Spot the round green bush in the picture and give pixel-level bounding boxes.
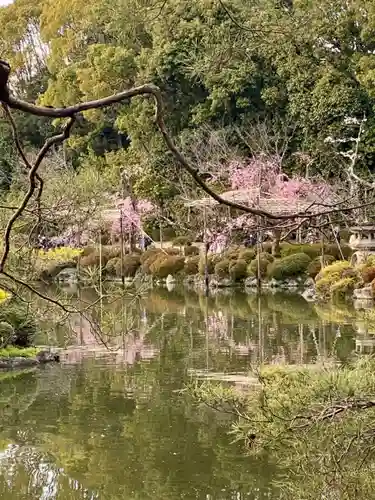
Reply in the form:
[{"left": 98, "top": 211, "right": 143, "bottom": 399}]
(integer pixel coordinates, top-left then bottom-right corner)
[
  {"left": 141, "top": 248, "right": 163, "bottom": 274},
  {"left": 199, "top": 255, "right": 218, "bottom": 275},
  {"left": 247, "top": 255, "right": 270, "bottom": 278},
  {"left": 172, "top": 236, "right": 192, "bottom": 247},
  {"left": 229, "top": 259, "right": 248, "bottom": 281},
  {"left": 184, "top": 256, "right": 200, "bottom": 275},
  {"left": 105, "top": 257, "right": 121, "bottom": 276},
  {"left": 281, "top": 243, "right": 351, "bottom": 261},
  {"left": 80, "top": 249, "right": 112, "bottom": 268},
  {"left": 238, "top": 248, "right": 256, "bottom": 263},
  {"left": 120, "top": 254, "right": 141, "bottom": 277},
  {"left": 150, "top": 256, "right": 185, "bottom": 278},
  {"left": 184, "top": 245, "right": 200, "bottom": 256},
  {"left": 307, "top": 255, "right": 336, "bottom": 278},
  {"left": 267, "top": 252, "right": 312, "bottom": 281},
  {"left": 165, "top": 248, "right": 180, "bottom": 256},
  {"left": 214, "top": 259, "right": 231, "bottom": 278}
]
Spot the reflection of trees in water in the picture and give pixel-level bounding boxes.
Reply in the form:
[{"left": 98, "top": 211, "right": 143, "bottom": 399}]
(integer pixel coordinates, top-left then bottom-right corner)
[
  {"left": 59, "top": 287, "right": 356, "bottom": 368},
  {"left": 0, "top": 443, "right": 98, "bottom": 499}
]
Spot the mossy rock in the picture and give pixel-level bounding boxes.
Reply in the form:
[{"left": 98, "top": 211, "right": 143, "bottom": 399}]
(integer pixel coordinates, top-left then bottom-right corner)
[
  {"left": 214, "top": 259, "right": 231, "bottom": 279},
  {"left": 38, "top": 260, "right": 77, "bottom": 281},
  {"left": 267, "top": 253, "right": 311, "bottom": 281}
]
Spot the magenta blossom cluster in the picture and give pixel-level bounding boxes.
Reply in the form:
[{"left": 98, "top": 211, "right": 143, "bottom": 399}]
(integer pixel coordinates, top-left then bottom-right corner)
[{"left": 111, "top": 197, "right": 154, "bottom": 235}]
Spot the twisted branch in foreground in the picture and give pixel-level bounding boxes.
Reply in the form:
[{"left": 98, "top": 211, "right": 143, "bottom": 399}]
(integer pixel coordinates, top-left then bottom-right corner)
[{"left": 1, "top": 62, "right": 372, "bottom": 223}]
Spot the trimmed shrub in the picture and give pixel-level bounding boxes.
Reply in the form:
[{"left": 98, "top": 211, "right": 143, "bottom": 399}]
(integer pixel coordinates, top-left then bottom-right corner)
[
  {"left": 223, "top": 247, "right": 241, "bottom": 261},
  {"left": 199, "top": 255, "right": 219, "bottom": 275},
  {"left": 79, "top": 248, "right": 114, "bottom": 268},
  {"left": 81, "top": 246, "right": 96, "bottom": 257},
  {"left": 105, "top": 257, "right": 121, "bottom": 276},
  {"left": 307, "top": 255, "right": 336, "bottom": 278},
  {"left": 247, "top": 255, "right": 270, "bottom": 278},
  {"left": 281, "top": 244, "right": 321, "bottom": 259},
  {"left": 229, "top": 259, "right": 248, "bottom": 281},
  {"left": 140, "top": 248, "right": 161, "bottom": 264},
  {"left": 165, "top": 248, "right": 180, "bottom": 256},
  {"left": 281, "top": 243, "right": 352, "bottom": 260},
  {"left": 121, "top": 254, "right": 141, "bottom": 277},
  {"left": 184, "top": 256, "right": 200, "bottom": 275},
  {"left": 238, "top": 248, "right": 256, "bottom": 263},
  {"left": 150, "top": 256, "right": 185, "bottom": 278},
  {"left": 362, "top": 266, "right": 375, "bottom": 284},
  {"left": 172, "top": 236, "right": 192, "bottom": 247},
  {"left": 141, "top": 249, "right": 163, "bottom": 274},
  {"left": 267, "top": 253, "right": 311, "bottom": 281},
  {"left": 184, "top": 245, "right": 200, "bottom": 256},
  {"left": 214, "top": 259, "right": 231, "bottom": 278}
]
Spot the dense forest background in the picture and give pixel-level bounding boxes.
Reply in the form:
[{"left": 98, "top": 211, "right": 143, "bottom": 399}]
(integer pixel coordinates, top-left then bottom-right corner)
[{"left": 2, "top": 0, "right": 375, "bottom": 236}]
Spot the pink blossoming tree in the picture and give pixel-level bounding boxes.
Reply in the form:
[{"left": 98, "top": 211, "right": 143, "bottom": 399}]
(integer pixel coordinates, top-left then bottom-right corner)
[
  {"left": 208, "top": 155, "right": 333, "bottom": 254},
  {"left": 111, "top": 197, "right": 154, "bottom": 248}
]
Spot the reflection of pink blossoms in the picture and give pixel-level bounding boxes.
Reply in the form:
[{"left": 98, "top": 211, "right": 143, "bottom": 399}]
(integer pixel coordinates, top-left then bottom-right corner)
[{"left": 111, "top": 197, "right": 154, "bottom": 235}]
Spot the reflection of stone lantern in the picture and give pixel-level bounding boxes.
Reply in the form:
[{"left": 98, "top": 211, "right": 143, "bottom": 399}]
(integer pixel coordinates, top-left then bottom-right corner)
[
  {"left": 349, "top": 224, "right": 375, "bottom": 266},
  {"left": 355, "top": 314, "right": 375, "bottom": 353}
]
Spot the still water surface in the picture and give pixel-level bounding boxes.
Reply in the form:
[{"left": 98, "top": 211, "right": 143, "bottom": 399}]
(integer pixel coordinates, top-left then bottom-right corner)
[{"left": 0, "top": 288, "right": 365, "bottom": 498}]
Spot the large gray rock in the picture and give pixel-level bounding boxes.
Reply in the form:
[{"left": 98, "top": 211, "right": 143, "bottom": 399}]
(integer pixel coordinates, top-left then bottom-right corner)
[
  {"left": 302, "top": 286, "right": 317, "bottom": 302},
  {"left": 55, "top": 267, "right": 78, "bottom": 283}
]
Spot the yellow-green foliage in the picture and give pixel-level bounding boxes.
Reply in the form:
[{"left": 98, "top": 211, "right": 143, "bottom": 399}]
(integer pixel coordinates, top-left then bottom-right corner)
[
  {"left": 315, "top": 260, "right": 360, "bottom": 298},
  {"left": 330, "top": 277, "right": 357, "bottom": 299},
  {"left": 37, "top": 247, "right": 82, "bottom": 264},
  {"left": 0, "top": 289, "right": 10, "bottom": 304},
  {"left": 0, "top": 346, "right": 39, "bottom": 358},
  {"left": 214, "top": 259, "right": 231, "bottom": 278},
  {"left": 267, "top": 253, "right": 311, "bottom": 280},
  {"left": 150, "top": 255, "right": 185, "bottom": 278}
]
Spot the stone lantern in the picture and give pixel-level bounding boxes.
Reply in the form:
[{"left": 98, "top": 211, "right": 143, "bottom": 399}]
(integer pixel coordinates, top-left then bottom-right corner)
[{"left": 349, "top": 224, "right": 375, "bottom": 266}]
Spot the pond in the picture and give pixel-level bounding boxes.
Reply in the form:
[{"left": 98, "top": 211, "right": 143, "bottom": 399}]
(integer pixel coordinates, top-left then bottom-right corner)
[{"left": 0, "top": 287, "right": 365, "bottom": 498}]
